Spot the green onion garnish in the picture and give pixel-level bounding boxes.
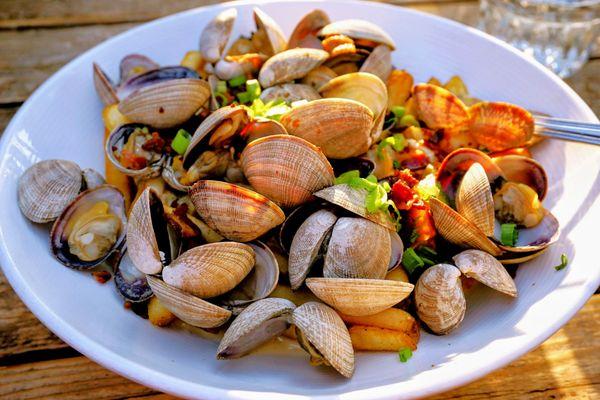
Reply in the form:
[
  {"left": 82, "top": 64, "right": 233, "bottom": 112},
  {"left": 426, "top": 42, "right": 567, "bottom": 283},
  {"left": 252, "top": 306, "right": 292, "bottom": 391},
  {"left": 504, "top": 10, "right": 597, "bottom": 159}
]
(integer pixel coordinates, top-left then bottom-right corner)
[
  {"left": 399, "top": 114, "right": 420, "bottom": 127},
  {"left": 334, "top": 170, "right": 360, "bottom": 185},
  {"left": 228, "top": 75, "right": 247, "bottom": 88},
  {"left": 554, "top": 253, "right": 569, "bottom": 271},
  {"left": 236, "top": 91, "right": 253, "bottom": 104},
  {"left": 500, "top": 223, "right": 518, "bottom": 246},
  {"left": 171, "top": 129, "right": 192, "bottom": 155},
  {"left": 393, "top": 160, "right": 401, "bottom": 169},
  {"left": 215, "top": 93, "right": 229, "bottom": 107},
  {"left": 246, "top": 79, "right": 261, "bottom": 100},
  {"left": 215, "top": 80, "right": 227, "bottom": 94},
  {"left": 398, "top": 347, "right": 413, "bottom": 363},
  {"left": 376, "top": 134, "right": 407, "bottom": 159},
  {"left": 402, "top": 248, "right": 425, "bottom": 274},
  {"left": 391, "top": 106, "right": 405, "bottom": 120}
]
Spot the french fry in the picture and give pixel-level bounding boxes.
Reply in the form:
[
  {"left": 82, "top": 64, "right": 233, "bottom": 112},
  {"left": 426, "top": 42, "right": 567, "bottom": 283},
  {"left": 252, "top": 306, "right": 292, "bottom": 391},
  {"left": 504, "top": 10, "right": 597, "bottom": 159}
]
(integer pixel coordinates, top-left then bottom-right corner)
[
  {"left": 180, "top": 50, "right": 208, "bottom": 78},
  {"left": 339, "top": 308, "right": 418, "bottom": 335},
  {"left": 148, "top": 296, "right": 176, "bottom": 327},
  {"left": 427, "top": 76, "right": 442, "bottom": 86},
  {"left": 386, "top": 69, "right": 413, "bottom": 108},
  {"left": 269, "top": 284, "right": 320, "bottom": 306},
  {"left": 349, "top": 325, "right": 417, "bottom": 351},
  {"left": 102, "top": 105, "right": 133, "bottom": 210},
  {"left": 385, "top": 267, "right": 409, "bottom": 283},
  {"left": 444, "top": 75, "right": 469, "bottom": 99}
]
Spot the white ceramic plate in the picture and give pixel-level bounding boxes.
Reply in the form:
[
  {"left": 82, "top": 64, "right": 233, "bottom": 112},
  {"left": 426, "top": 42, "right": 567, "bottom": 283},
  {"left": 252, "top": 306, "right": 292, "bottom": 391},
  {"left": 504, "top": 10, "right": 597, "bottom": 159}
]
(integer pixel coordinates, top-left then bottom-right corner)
[{"left": 1, "top": 1, "right": 599, "bottom": 398}]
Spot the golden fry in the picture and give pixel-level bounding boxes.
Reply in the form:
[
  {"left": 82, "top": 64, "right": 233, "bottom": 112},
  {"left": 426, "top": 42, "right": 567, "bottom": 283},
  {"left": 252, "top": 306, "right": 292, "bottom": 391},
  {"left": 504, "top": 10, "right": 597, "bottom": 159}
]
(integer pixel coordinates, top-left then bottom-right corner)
[
  {"left": 148, "top": 296, "right": 176, "bottom": 327},
  {"left": 387, "top": 69, "right": 413, "bottom": 108},
  {"left": 385, "top": 267, "right": 409, "bottom": 283},
  {"left": 444, "top": 75, "right": 469, "bottom": 99},
  {"left": 180, "top": 50, "right": 208, "bottom": 78},
  {"left": 339, "top": 308, "right": 418, "bottom": 335},
  {"left": 103, "top": 105, "right": 133, "bottom": 210},
  {"left": 349, "top": 325, "right": 417, "bottom": 351}
]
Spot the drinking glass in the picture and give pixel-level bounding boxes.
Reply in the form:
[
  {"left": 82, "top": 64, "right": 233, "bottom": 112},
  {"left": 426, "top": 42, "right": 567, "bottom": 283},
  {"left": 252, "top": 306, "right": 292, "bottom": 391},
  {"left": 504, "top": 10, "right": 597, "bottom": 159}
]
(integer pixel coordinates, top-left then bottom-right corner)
[{"left": 479, "top": 0, "right": 600, "bottom": 77}]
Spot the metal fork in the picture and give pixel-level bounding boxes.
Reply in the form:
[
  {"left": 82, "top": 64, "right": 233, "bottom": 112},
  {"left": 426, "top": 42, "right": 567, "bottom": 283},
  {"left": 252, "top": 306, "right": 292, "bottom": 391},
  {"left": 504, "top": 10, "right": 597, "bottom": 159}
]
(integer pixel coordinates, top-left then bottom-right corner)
[{"left": 534, "top": 115, "right": 600, "bottom": 146}]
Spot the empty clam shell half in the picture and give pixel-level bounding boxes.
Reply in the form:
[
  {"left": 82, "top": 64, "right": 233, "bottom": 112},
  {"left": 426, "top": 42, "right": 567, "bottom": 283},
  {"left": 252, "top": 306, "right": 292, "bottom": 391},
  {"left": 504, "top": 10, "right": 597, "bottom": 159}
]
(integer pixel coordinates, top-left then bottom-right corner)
[
  {"left": 456, "top": 163, "right": 495, "bottom": 237},
  {"left": 199, "top": 8, "right": 237, "bottom": 63},
  {"left": 324, "top": 217, "right": 391, "bottom": 279},
  {"left": 318, "top": 19, "right": 396, "bottom": 49},
  {"left": 493, "top": 212, "right": 559, "bottom": 253},
  {"left": 217, "top": 297, "right": 295, "bottom": 359},
  {"left": 147, "top": 276, "right": 231, "bottom": 328},
  {"left": 453, "top": 249, "right": 517, "bottom": 297},
  {"left": 359, "top": 44, "right": 392, "bottom": 82},
  {"left": 429, "top": 197, "right": 502, "bottom": 256},
  {"left": 292, "top": 301, "right": 354, "bottom": 378},
  {"left": 306, "top": 277, "right": 413, "bottom": 316},
  {"left": 253, "top": 7, "right": 287, "bottom": 55},
  {"left": 258, "top": 48, "right": 329, "bottom": 88},
  {"left": 119, "top": 54, "right": 159, "bottom": 83},
  {"left": 280, "top": 98, "right": 374, "bottom": 159},
  {"left": 314, "top": 184, "right": 396, "bottom": 230},
  {"left": 93, "top": 63, "right": 118, "bottom": 106},
  {"left": 241, "top": 134, "right": 335, "bottom": 208},
  {"left": 50, "top": 185, "right": 127, "bottom": 270},
  {"left": 288, "top": 9, "right": 330, "bottom": 49},
  {"left": 189, "top": 180, "right": 285, "bottom": 242},
  {"left": 162, "top": 242, "right": 255, "bottom": 298},
  {"left": 18, "top": 159, "right": 83, "bottom": 223},
  {"left": 119, "top": 78, "right": 210, "bottom": 129},
  {"left": 288, "top": 209, "right": 338, "bottom": 289},
  {"left": 415, "top": 263, "right": 466, "bottom": 335}
]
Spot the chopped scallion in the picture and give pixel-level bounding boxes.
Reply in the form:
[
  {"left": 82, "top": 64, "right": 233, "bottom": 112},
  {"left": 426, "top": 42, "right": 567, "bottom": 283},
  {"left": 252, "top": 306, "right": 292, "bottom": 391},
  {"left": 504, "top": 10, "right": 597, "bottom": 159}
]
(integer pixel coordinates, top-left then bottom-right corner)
[
  {"left": 554, "top": 253, "right": 569, "bottom": 271},
  {"left": 398, "top": 347, "right": 413, "bottom": 362},
  {"left": 228, "top": 75, "right": 247, "bottom": 88},
  {"left": 215, "top": 80, "right": 227, "bottom": 94},
  {"left": 334, "top": 170, "right": 360, "bottom": 185},
  {"left": 391, "top": 106, "right": 406, "bottom": 120},
  {"left": 399, "top": 114, "right": 420, "bottom": 127},
  {"left": 500, "top": 223, "right": 518, "bottom": 246},
  {"left": 236, "top": 91, "right": 253, "bottom": 104},
  {"left": 402, "top": 248, "right": 425, "bottom": 274},
  {"left": 246, "top": 79, "right": 261, "bottom": 100},
  {"left": 171, "top": 129, "right": 192, "bottom": 155}
]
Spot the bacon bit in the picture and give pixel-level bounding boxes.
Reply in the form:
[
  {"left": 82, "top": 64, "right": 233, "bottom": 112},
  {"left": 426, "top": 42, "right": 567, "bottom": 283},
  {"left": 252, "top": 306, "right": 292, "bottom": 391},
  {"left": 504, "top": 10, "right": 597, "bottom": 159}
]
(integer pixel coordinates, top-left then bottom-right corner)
[
  {"left": 92, "top": 270, "right": 112, "bottom": 284},
  {"left": 390, "top": 170, "right": 420, "bottom": 210},
  {"left": 124, "top": 301, "right": 132, "bottom": 309},
  {"left": 165, "top": 204, "right": 202, "bottom": 238},
  {"left": 121, "top": 149, "right": 148, "bottom": 170},
  {"left": 142, "top": 132, "right": 166, "bottom": 153}
]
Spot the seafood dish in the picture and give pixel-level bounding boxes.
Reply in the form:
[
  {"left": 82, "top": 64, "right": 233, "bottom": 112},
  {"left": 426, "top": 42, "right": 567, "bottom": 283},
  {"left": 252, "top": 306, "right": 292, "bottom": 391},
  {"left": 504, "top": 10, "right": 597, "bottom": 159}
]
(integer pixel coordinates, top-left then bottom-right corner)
[{"left": 17, "top": 7, "right": 560, "bottom": 378}]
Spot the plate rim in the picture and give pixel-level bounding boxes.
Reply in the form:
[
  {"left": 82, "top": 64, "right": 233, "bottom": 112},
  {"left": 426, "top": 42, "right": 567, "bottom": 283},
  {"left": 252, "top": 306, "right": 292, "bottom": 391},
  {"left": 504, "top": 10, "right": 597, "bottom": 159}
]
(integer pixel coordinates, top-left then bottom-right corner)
[{"left": 0, "top": 0, "right": 598, "bottom": 399}]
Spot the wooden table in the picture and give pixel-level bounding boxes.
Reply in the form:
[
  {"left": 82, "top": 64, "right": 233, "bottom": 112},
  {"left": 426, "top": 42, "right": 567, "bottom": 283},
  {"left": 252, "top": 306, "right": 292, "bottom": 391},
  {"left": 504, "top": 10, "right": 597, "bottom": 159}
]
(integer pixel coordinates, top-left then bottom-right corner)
[{"left": 1, "top": 1, "right": 598, "bottom": 398}]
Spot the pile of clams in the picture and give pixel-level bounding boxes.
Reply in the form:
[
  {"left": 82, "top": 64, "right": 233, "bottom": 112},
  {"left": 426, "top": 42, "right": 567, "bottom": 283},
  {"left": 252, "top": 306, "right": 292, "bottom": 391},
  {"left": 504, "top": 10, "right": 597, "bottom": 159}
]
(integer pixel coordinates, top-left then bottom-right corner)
[{"left": 18, "top": 6, "right": 563, "bottom": 379}]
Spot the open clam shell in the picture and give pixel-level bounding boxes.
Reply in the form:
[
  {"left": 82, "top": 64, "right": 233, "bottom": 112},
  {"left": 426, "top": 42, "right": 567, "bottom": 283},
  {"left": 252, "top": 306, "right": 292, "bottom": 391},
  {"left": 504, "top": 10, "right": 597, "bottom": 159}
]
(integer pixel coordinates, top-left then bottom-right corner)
[
  {"left": 162, "top": 242, "right": 255, "bottom": 298},
  {"left": 429, "top": 197, "right": 502, "bottom": 256},
  {"left": 388, "top": 231, "right": 405, "bottom": 271},
  {"left": 18, "top": 159, "right": 83, "bottom": 223},
  {"left": 113, "top": 248, "right": 153, "bottom": 303},
  {"left": 105, "top": 124, "right": 166, "bottom": 179},
  {"left": 292, "top": 301, "right": 354, "bottom": 378},
  {"left": 214, "top": 53, "right": 268, "bottom": 80},
  {"left": 456, "top": 163, "right": 495, "bottom": 237},
  {"left": 497, "top": 247, "right": 548, "bottom": 265},
  {"left": 199, "top": 8, "right": 237, "bottom": 63},
  {"left": 119, "top": 54, "right": 159, "bottom": 83},
  {"left": 241, "top": 135, "right": 335, "bottom": 207},
  {"left": 253, "top": 7, "right": 287, "bottom": 55},
  {"left": 306, "top": 277, "right": 413, "bottom": 316},
  {"left": 413, "top": 83, "right": 470, "bottom": 130},
  {"left": 243, "top": 118, "right": 287, "bottom": 143},
  {"left": 280, "top": 98, "right": 374, "bottom": 159},
  {"left": 189, "top": 180, "right": 285, "bottom": 242},
  {"left": 359, "top": 44, "right": 392, "bottom": 82},
  {"left": 217, "top": 297, "right": 295, "bottom": 359},
  {"left": 147, "top": 276, "right": 231, "bottom": 328},
  {"left": 116, "top": 66, "right": 200, "bottom": 100},
  {"left": 453, "top": 249, "right": 517, "bottom": 297},
  {"left": 259, "top": 83, "right": 321, "bottom": 104},
  {"left": 50, "top": 185, "right": 127, "bottom": 270},
  {"left": 414, "top": 263, "right": 466, "bottom": 335},
  {"left": 314, "top": 184, "right": 396, "bottom": 230},
  {"left": 93, "top": 63, "right": 118, "bottom": 106},
  {"left": 493, "top": 212, "right": 559, "bottom": 253},
  {"left": 493, "top": 155, "right": 548, "bottom": 200},
  {"left": 318, "top": 19, "right": 396, "bottom": 50},
  {"left": 218, "top": 241, "right": 280, "bottom": 311},
  {"left": 324, "top": 217, "right": 391, "bottom": 279},
  {"left": 288, "top": 9, "right": 330, "bottom": 49},
  {"left": 301, "top": 66, "right": 337, "bottom": 91},
  {"left": 258, "top": 48, "right": 329, "bottom": 88},
  {"left": 288, "top": 209, "right": 338, "bottom": 289}
]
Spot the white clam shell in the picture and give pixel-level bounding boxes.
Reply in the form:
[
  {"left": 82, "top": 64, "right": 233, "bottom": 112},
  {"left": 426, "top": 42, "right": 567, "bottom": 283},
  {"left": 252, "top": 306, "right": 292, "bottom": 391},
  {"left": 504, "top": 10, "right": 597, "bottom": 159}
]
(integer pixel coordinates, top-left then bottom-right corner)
[{"left": 453, "top": 249, "right": 517, "bottom": 297}]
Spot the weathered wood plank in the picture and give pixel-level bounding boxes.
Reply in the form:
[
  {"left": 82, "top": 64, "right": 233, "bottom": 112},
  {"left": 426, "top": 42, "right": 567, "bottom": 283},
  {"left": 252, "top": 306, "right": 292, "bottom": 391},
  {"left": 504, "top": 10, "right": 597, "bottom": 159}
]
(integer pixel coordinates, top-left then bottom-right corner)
[
  {"left": 0, "top": 107, "right": 18, "bottom": 133},
  {"left": 0, "top": 293, "right": 597, "bottom": 399}
]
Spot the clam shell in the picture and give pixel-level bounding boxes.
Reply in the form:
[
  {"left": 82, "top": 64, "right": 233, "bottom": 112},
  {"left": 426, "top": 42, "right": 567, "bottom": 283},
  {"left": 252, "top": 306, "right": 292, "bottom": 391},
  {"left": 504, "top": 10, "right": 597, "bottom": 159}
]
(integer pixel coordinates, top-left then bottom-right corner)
[
  {"left": 82, "top": 168, "right": 105, "bottom": 190},
  {"left": 259, "top": 83, "right": 321, "bottom": 104},
  {"left": 241, "top": 135, "right": 335, "bottom": 207},
  {"left": 493, "top": 212, "right": 559, "bottom": 253},
  {"left": 253, "top": 7, "right": 287, "bottom": 55},
  {"left": 314, "top": 184, "right": 396, "bottom": 230},
  {"left": 118, "top": 78, "right": 210, "bottom": 129},
  {"left": 318, "top": 19, "right": 396, "bottom": 49},
  {"left": 189, "top": 180, "right": 285, "bottom": 242},
  {"left": 288, "top": 9, "right": 330, "bottom": 49},
  {"left": 105, "top": 124, "right": 165, "bottom": 178},
  {"left": 288, "top": 209, "right": 338, "bottom": 289},
  {"left": 217, "top": 297, "right": 295, "bottom": 359},
  {"left": 497, "top": 247, "right": 547, "bottom": 265},
  {"left": 292, "top": 302, "right": 354, "bottom": 378},
  {"left": 113, "top": 248, "right": 153, "bottom": 303},
  {"left": 199, "top": 8, "right": 237, "bottom": 63},
  {"left": 388, "top": 230, "right": 405, "bottom": 271},
  {"left": 359, "top": 45, "right": 392, "bottom": 82},
  {"left": 414, "top": 263, "right": 466, "bottom": 335},
  {"left": 116, "top": 66, "right": 200, "bottom": 100},
  {"left": 324, "top": 217, "right": 391, "bottom": 279},
  {"left": 243, "top": 118, "right": 287, "bottom": 143},
  {"left": 162, "top": 242, "right": 255, "bottom": 298},
  {"left": 214, "top": 53, "right": 268, "bottom": 81},
  {"left": 258, "top": 48, "right": 329, "bottom": 88},
  {"left": 493, "top": 155, "right": 548, "bottom": 200},
  {"left": 218, "top": 241, "right": 280, "bottom": 309},
  {"left": 93, "top": 63, "right": 118, "bottom": 106},
  {"left": 468, "top": 102, "right": 534, "bottom": 152},
  {"left": 50, "top": 185, "right": 127, "bottom": 270},
  {"left": 119, "top": 54, "right": 158, "bottom": 83},
  {"left": 301, "top": 65, "right": 338, "bottom": 91},
  {"left": 280, "top": 98, "right": 373, "bottom": 159},
  {"left": 429, "top": 197, "right": 502, "bottom": 256},
  {"left": 413, "top": 83, "right": 470, "bottom": 130},
  {"left": 147, "top": 276, "right": 231, "bottom": 328},
  {"left": 456, "top": 163, "right": 495, "bottom": 237},
  {"left": 18, "top": 159, "right": 83, "bottom": 223},
  {"left": 453, "top": 249, "right": 517, "bottom": 297},
  {"left": 305, "top": 277, "right": 413, "bottom": 316}
]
